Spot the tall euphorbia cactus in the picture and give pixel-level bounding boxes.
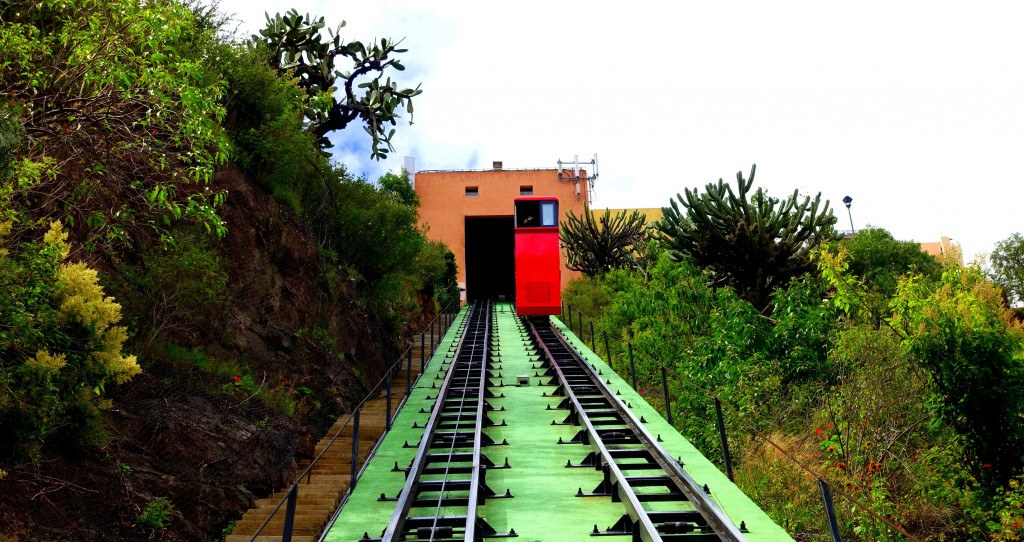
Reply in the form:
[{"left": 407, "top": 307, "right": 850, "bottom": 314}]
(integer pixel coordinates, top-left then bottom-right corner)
[{"left": 657, "top": 164, "right": 837, "bottom": 313}]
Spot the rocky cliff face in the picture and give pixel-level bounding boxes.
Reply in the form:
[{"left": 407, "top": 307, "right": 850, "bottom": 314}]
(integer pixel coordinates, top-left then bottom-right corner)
[{"left": 0, "top": 164, "right": 408, "bottom": 540}]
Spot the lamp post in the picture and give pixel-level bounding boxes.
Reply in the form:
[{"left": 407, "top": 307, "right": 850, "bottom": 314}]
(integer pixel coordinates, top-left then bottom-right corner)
[{"left": 842, "top": 195, "right": 854, "bottom": 234}]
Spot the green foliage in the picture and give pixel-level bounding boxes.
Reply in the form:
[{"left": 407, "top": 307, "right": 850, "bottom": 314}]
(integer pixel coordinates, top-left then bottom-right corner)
[
  {"left": 842, "top": 227, "right": 942, "bottom": 304},
  {"left": 0, "top": 106, "right": 22, "bottom": 181},
  {"left": 987, "top": 477, "right": 1024, "bottom": 540},
  {"left": 560, "top": 205, "right": 650, "bottom": 277},
  {"left": 161, "top": 344, "right": 299, "bottom": 418},
  {"left": 657, "top": 164, "right": 837, "bottom": 312},
  {"left": 137, "top": 497, "right": 174, "bottom": 530},
  {"left": 417, "top": 240, "right": 459, "bottom": 311},
  {"left": 768, "top": 274, "right": 843, "bottom": 388},
  {"left": 379, "top": 169, "right": 419, "bottom": 207},
  {"left": 111, "top": 230, "right": 229, "bottom": 349},
  {"left": 258, "top": 9, "right": 422, "bottom": 158},
  {"left": 0, "top": 0, "right": 230, "bottom": 248},
  {"left": 815, "top": 324, "right": 943, "bottom": 539},
  {"left": 221, "top": 40, "right": 321, "bottom": 216},
  {"left": 566, "top": 254, "right": 777, "bottom": 456},
  {"left": 891, "top": 267, "right": 1024, "bottom": 489},
  {"left": 0, "top": 218, "right": 139, "bottom": 459},
  {"left": 989, "top": 232, "right": 1024, "bottom": 307}
]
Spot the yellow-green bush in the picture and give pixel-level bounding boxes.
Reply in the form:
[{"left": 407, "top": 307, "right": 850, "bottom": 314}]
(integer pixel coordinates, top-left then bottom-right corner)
[{"left": 0, "top": 212, "right": 138, "bottom": 458}]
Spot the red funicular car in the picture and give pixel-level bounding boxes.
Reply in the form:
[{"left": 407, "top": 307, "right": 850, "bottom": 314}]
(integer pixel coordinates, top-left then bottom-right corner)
[{"left": 514, "top": 196, "right": 561, "bottom": 316}]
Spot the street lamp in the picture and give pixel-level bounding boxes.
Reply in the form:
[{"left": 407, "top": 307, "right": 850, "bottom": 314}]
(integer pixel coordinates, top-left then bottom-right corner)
[{"left": 842, "top": 195, "right": 854, "bottom": 234}]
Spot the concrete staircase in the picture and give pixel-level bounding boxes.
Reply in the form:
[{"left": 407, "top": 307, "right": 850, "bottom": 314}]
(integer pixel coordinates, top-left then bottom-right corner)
[{"left": 226, "top": 327, "right": 444, "bottom": 542}]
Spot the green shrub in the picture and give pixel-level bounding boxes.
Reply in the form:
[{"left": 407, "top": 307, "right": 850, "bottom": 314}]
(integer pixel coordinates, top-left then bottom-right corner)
[
  {"left": 0, "top": 219, "right": 139, "bottom": 459},
  {"left": 137, "top": 497, "right": 174, "bottom": 529},
  {"left": 162, "top": 344, "right": 298, "bottom": 418},
  {"left": 111, "top": 230, "right": 229, "bottom": 349},
  {"left": 891, "top": 267, "right": 1024, "bottom": 489}
]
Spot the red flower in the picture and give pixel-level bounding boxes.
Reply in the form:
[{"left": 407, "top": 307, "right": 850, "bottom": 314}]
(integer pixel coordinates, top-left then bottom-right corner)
[
  {"left": 824, "top": 423, "right": 833, "bottom": 428},
  {"left": 1014, "top": 521, "right": 1021, "bottom": 528},
  {"left": 232, "top": 375, "right": 241, "bottom": 383},
  {"left": 815, "top": 428, "right": 823, "bottom": 435},
  {"left": 983, "top": 463, "right": 993, "bottom": 468}
]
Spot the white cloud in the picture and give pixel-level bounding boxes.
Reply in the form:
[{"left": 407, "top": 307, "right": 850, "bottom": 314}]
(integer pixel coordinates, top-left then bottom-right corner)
[{"left": 214, "top": 0, "right": 1024, "bottom": 262}]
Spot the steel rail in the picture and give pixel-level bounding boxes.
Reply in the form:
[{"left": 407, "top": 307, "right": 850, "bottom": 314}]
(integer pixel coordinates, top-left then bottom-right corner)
[
  {"left": 528, "top": 321, "right": 747, "bottom": 542},
  {"left": 382, "top": 300, "right": 492, "bottom": 541}
]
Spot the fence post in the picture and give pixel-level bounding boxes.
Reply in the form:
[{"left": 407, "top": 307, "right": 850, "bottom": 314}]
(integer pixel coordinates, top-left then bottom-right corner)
[
  {"left": 420, "top": 332, "right": 426, "bottom": 372},
  {"left": 567, "top": 305, "right": 573, "bottom": 331},
  {"left": 281, "top": 483, "right": 298, "bottom": 542},
  {"left": 385, "top": 370, "right": 392, "bottom": 432},
  {"left": 714, "top": 397, "right": 734, "bottom": 482},
  {"left": 577, "top": 309, "right": 584, "bottom": 336},
  {"left": 407, "top": 347, "right": 413, "bottom": 397},
  {"left": 603, "top": 331, "right": 612, "bottom": 365},
  {"left": 590, "top": 320, "right": 595, "bottom": 350},
  {"left": 351, "top": 408, "right": 361, "bottom": 488},
  {"left": 628, "top": 342, "right": 637, "bottom": 389},
  {"left": 660, "top": 366, "right": 673, "bottom": 426},
  {"left": 819, "top": 478, "right": 844, "bottom": 542}
]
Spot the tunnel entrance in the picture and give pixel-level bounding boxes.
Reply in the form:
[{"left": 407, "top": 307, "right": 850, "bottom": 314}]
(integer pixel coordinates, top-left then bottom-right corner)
[{"left": 465, "top": 216, "right": 514, "bottom": 301}]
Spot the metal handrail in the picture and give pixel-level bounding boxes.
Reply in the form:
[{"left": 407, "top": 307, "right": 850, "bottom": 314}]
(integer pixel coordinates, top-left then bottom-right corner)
[{"left": 244, "top": 300, "right": 461, "bottom": 542}]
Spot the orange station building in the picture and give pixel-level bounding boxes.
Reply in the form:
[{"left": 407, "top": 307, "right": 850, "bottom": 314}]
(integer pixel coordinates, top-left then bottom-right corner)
[{"left": 414, "top": 161, "right": 591, "bottom": 303}]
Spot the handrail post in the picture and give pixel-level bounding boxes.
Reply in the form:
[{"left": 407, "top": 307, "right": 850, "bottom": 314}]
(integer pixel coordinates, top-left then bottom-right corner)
[
  {"left": 660, "top": 366, "right": 673, "bottom": 426},
  {"left": 420, "top": 332, "right": 426, "bottom": 372},
  {"left": 628, "top": 342, "right": 637, "bottom": 389},
  {"left": 281, "top": 483, "right": 298, "bottom": 542},
  {"left": 351, "top": 408, "right": 361, "bottom": 488},
  {"left": 714, "top": 397, "right": 734, "bottom": 481},
  {"left": 819, "top": 478, "right": 844, "bottom": 542},
  {"left": 407, "top": 346, "right": 413, "bottom": 397},
  {"left": 567, "top": 306, "right": 573, "bottom": 332},
  {"left": 590, "top": 320, "right": 595, "bottom": 350},
  {"left": 603, "top": 331, "right": 612, "bottom": 365},
  {"left": 385, "top": 370, "right": 392, "bottom": 432},
  {"left": 577, "top": 309, "right": 584, "bottom": 336}
]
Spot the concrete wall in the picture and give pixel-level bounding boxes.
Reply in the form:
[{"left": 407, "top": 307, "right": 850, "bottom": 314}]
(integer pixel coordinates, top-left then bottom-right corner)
[{"left": 416, "top": 165, "right": 589, "bottom": 301}]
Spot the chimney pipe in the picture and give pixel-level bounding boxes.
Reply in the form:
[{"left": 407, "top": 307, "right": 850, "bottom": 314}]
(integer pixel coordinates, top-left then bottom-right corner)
[{"left": 493, "top": 161, "right": 502, "bottom": 171}]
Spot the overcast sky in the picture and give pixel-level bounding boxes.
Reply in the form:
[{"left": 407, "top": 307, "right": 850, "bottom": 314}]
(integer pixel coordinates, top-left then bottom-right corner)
[{"left": 215, "top": 1, "right": 1023, "bottom": 263}]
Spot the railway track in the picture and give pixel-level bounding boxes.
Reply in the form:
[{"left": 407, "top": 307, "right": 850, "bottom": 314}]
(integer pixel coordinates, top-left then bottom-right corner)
[
  {"left": 328, "top": 303, "right": 787, "bottom": 542},
  {"left": 528, "top": 320, "right": 747, "bottom": 542},
  {"left": 373, "top": 300, "right": 514, "bottom": 541}
]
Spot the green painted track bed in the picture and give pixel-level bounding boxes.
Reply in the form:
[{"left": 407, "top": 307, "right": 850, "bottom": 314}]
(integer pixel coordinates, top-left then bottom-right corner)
[{"left": 323, "top": 302, "right": 789, "bottom": 542}]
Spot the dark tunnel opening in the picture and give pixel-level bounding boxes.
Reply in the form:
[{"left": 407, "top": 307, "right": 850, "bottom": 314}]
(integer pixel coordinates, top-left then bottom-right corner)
[{"left": 464, "top": 216, "right": 514, "bottom": 301}]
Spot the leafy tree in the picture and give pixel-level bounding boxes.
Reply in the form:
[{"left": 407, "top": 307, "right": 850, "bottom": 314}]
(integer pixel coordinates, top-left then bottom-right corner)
[
  {"left": 561, "top": 206, "right": 650, "bottom": 277},
  {"left": 379, "top": 169, "right": 419, "bottom": 207},
  {"left": 890, "top": 266, "right": 1024, "bottom": 489},
  {"left": 657, "top": 164, "right": 837, "bottom": 313},
  {"left": 843, "top": 227, "right": 942, "bottom": 299},
  {"left": 989, "top": 232, "right": 1024, "bottom": 307},
  {"left": 258, "top": 10, "right": 422, "bottom": 158},
  {"left": 0, "top": 0, "right": 230, "bottom": 248}
]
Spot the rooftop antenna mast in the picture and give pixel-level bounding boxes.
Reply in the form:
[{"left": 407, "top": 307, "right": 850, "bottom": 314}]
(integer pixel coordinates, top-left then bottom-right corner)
[{"left": 556, "top": 154, "right": 599, "bottom": 204}]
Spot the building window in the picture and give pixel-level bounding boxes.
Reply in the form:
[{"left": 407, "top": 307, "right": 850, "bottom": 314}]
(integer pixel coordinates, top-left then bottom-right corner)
[
  {"left": 540, "top": 201, "right": 557, "bottom": 226},
  {"left": 520, "top": 185, "right": 533, "bottom": 195},
  {"left": 465, "top": 186, "right": 479, "bottom": 197}
]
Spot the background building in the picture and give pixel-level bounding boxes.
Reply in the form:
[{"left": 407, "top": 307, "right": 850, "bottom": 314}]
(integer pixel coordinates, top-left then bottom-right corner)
[{"left": 415, "top": 161, "right": 591, "bottom": 303}]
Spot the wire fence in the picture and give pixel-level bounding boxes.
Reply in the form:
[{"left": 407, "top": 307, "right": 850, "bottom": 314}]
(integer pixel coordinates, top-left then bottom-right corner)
[{"left": 560, "top": 302, "right": 919, "bottom": 542}]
